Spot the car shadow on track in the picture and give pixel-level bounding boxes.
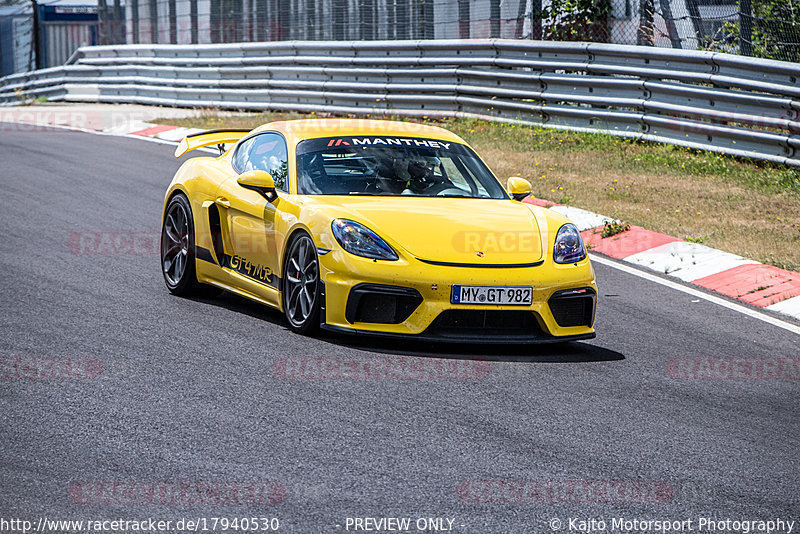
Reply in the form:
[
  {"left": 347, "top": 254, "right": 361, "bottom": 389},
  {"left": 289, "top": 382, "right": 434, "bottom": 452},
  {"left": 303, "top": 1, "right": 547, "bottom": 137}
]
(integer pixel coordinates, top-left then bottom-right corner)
[
  {"left": 324, "top": 336, "right": 625, "bottom": 363},
  {"left": 191, "top": 291, "right": 287, "bottom": 325},
  {"left": 193, "top": 292, "right": 624, "bottom": 364}
]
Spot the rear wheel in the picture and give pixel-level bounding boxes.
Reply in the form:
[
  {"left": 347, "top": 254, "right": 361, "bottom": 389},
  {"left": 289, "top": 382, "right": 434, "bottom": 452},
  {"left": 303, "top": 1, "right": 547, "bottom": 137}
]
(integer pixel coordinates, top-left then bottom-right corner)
[
  {"left": 282, "top": 233, "right": 320, "bottom": 334},
  {"left": 161, "top": 193, "right": 207, "bottom": 296}
]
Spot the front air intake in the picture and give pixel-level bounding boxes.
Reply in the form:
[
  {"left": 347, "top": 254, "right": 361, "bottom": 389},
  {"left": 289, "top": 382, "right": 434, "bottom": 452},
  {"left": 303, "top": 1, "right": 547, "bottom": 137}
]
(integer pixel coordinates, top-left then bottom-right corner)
[
  {"left": 548, "top": 287, "right": 596, "bottom": 328},
  {"left": 345, "top": 284, "right": 423, "bottom": 324},
  {"left": 425, "top": 310, "right": 543, "bottom": 338}
]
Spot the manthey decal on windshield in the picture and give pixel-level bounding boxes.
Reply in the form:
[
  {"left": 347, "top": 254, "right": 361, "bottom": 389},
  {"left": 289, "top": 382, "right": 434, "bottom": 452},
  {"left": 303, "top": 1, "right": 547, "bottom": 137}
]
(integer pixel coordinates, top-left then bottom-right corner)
[{"left": 324, "top": 137, "right": 452, "bottom": 149}]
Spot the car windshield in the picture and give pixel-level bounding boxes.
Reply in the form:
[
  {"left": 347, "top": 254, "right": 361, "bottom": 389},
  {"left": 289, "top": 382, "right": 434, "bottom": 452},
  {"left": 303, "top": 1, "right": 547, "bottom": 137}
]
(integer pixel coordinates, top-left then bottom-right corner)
[{"left": 296, "top": 136, "right": 507, "bottom": 199}]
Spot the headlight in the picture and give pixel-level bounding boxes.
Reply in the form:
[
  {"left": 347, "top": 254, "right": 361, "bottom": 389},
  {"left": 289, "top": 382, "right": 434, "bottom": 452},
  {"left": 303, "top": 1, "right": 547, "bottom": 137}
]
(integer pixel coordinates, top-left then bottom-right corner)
[
  {"left": 331, "top": 219, "right": 399, "bottom": 261},
  {"left": 554, "top": 223, "right": 586, "bottom": 264}
]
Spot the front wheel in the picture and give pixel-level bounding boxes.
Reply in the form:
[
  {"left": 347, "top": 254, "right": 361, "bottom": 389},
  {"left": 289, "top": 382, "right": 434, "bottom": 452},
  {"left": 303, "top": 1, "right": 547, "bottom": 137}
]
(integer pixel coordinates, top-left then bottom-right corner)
[{"left": 282, "top": 233, "right": 320, "bottom": 334}]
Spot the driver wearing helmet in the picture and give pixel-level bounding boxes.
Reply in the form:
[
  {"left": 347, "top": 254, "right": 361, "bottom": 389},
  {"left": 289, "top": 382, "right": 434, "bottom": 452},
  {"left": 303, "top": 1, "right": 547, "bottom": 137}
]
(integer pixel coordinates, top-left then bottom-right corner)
[{"left": 392, "top": 155, "right": 450, "bottom": 195}]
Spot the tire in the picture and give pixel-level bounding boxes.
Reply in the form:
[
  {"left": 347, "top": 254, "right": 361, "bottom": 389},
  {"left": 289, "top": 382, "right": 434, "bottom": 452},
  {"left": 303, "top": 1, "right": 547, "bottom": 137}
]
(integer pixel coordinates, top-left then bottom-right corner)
[
  {"left": 282, "top": 233, "right": 320, "bottom": 334},
  {"left": 161, "top": 193, "right": 206, "bottom": 296}
]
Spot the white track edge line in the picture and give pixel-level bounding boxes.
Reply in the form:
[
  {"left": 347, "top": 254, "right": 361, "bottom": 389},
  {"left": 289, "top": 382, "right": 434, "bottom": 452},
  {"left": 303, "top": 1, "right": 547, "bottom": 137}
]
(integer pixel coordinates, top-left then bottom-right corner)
[
  {"left": 2, "top": 120, "right": 218, "bottom": 152},
  {"left": 590, "top": 253, "right": 800, "bottom": 336}
]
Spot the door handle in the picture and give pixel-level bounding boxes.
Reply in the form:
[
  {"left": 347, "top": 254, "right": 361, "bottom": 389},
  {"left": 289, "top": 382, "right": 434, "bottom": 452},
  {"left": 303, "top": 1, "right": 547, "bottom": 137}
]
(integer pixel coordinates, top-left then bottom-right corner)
[{"left": 215, "top": 197, "right": 230, "bottom": 208}]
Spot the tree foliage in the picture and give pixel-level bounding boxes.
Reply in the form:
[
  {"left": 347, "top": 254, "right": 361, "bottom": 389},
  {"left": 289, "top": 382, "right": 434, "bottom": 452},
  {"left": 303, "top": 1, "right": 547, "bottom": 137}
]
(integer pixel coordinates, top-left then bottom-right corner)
[
  {"left": 708, "top": 0, "right": 800, "bottom": 62},
  {"left": 747, "top": 0, "right": 800, "bottom": 62},
  {"left": 539, "top": 0, "right": 612, "bottom": 42}
]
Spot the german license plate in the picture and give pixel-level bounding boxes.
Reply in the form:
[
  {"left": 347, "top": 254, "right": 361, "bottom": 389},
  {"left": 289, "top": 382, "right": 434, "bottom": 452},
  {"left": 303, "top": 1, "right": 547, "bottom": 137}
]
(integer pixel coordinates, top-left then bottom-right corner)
[{"left": 451, "top": 285, "right": 532, "bottom": 305}]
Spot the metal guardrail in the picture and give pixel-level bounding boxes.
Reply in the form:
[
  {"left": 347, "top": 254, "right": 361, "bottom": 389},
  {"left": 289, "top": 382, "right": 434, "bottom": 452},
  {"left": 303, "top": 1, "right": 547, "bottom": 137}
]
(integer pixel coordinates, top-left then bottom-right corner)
[{"left": 2, "top": 39, "right": 799, "bottom": 166}]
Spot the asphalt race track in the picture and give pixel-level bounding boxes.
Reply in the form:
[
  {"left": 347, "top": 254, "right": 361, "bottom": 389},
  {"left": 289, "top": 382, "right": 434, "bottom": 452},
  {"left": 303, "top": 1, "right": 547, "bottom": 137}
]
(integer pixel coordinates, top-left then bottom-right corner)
[{"left": 1, "top": 126, "right": 799, "bottom": 533}]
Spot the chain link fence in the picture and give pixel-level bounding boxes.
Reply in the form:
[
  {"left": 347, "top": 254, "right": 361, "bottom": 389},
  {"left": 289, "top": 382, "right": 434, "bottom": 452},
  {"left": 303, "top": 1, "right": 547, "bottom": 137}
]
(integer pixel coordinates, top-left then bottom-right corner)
[
  {"left": 1, "top": 0, "right": 799, "bottom": 76},
  {"left": 1, "top": 0, "right": 100, "bottom": 74}
]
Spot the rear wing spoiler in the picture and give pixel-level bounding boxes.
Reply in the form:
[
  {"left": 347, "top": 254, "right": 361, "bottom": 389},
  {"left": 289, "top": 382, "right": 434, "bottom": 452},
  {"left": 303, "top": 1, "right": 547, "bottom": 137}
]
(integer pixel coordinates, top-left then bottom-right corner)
[{"left": 174, "top": 129, "right": 252, "bottom": 158}]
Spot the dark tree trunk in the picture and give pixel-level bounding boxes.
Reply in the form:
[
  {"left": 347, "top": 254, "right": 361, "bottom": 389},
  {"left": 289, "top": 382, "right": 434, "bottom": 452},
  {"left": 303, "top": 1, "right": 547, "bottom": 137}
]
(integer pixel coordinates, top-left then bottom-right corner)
[
  {"left": 234, "top": 0, "right": 244, "bottom": 41},
  {"left": 531, "top": 0, "right": 541, "bottom": 39},
  {"left": 254, "top": 0, "right": 265, "bottom": 40},
  {"left": 168, "top": 0, "right": 177, "bottom": 43},
  {"left": 149, "top": 0, "right": 158, "bottom": 43},
  {"left": 210, "top": 0, "right": 220, "bottom": 42},
  {"left": 515, "top": 0, "right": 526, "bottom": 38},
  {"left": 131, "top": 0, "right": 139, "bottom": 43},
  {"left": 740, "top": 0, "right": 752, "bottom": 55},
  {"left": 422, "top": 0, "right": 434, "bottom": 39},
  {"left": 386, "top": 0, "right": 395, "bottom": 39},
  {"left": 637, "top": 0, "right": 654, "bottom": 45},
  {"left": 113, "top": 0, "right": 122, "bottom": 43},
  {"left": 98, "top": 0, "right": 109, "bottom": 45},
  {"left": 360, "top": 0, "right": 375, "bottom": 40},
  {"left": 395, "top": 0, "right": 408, "bottom": 40},
  {"left": 306, "top": 0, "right": 316, "bottom": 40},
  {"left": 30, "top": 0, "right": 41, "bottom": 69},
  {"left": 190, "top": 0, "right": 198, "bottom": 43},
  {"left": 332, "top": 0, "right": 346, "bottom": 39},
  {"left": 659, "top": 0, "right": 682, "bottom": 48}
]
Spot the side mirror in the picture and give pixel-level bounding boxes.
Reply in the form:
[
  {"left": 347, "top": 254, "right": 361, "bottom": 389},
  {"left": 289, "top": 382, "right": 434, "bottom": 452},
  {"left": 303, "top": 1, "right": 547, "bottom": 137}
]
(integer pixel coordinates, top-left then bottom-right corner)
[
  {"left": 506, "top": 177, "right": 532, "bottom": 201},
  {"left": 238, "top": 170, "right": 277, "bottom": 202}
]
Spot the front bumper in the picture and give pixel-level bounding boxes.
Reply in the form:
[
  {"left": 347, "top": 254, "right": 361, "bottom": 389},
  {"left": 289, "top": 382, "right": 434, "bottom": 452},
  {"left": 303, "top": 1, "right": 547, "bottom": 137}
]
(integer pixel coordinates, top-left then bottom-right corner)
[
  {"left": 318, "top": 247, "right": 597, "bottom": 342},
  {"left": 320, "top": 323, "right": 595, "bottom": 344}
]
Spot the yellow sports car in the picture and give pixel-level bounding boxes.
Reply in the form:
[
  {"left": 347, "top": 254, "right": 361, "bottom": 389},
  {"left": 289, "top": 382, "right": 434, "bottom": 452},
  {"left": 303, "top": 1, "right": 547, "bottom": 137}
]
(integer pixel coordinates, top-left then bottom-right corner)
[{"left": 161, "top": 119, "right": 597, "bottom": 343}]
